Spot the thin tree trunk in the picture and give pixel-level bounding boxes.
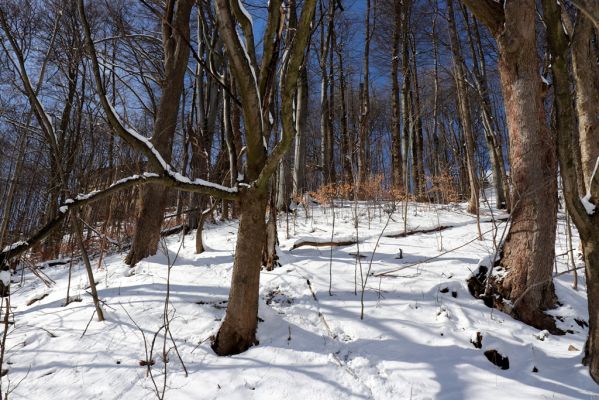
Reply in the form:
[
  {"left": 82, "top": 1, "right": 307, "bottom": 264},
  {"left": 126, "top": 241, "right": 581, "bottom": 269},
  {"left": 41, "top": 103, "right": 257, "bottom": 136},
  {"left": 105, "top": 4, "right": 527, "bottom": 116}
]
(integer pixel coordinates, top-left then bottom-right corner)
[
  {"left": 336, "top": 43, "right": 353, "bottom": 185},
  {"left": 292, "top": 63, "right": 308, "bottom": 198},
  {"left": 390, "top": 0, "right": 403, "bottom": 188},
  {"left": 357, "top": 0, "right": 371, "bottom": 189},
  {"left": 448, "top": 0, "right": 479, "bottom": 215},
  {"left": 400, "top": 0, "right": 412, "bottom": 193}
]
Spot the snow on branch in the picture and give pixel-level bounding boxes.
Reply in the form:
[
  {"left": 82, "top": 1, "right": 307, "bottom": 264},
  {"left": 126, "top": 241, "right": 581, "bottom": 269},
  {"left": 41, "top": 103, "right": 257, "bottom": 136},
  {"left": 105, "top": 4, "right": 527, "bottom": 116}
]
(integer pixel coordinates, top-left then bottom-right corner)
[
  {"left": 0, "top": 171, "right": 238, "bottom": 265},
  {"left": 78, "top": 0, "right": 238, "bottom": 200}
]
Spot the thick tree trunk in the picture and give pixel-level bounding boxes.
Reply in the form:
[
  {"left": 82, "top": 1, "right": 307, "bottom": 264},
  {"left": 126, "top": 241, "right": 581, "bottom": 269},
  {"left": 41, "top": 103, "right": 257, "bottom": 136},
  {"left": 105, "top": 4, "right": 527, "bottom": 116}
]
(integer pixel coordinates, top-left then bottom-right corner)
[
  {"left": 543, "top": 1, "right": 599, "bottom": 381},
  {"left": 212, "top": 189, "right": 267, "bottom": 355},
  {"left": 495, "top": 0, "right": 558, "bottom": 331}
]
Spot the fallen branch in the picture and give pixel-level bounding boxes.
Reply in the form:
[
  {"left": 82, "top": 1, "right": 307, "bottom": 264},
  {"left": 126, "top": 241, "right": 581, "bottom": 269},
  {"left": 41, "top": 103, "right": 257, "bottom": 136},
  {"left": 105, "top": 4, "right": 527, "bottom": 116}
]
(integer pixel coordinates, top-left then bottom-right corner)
[
  {"left": 374, "top": 223, "right": 506, "bottom": 277},
  {"left": 291, "top": 239, "right": 358, "bottom": 250},
  {"left": 383, "top": 225, "right": 449, "bottom": 238}
]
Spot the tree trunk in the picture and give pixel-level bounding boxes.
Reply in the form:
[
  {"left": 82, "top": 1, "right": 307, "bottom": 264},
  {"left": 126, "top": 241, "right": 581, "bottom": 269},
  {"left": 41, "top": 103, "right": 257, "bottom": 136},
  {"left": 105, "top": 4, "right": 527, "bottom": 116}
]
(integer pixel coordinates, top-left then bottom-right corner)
[
  {"left": 211, "top": 189, "right": 267, "bottom": 355},
  {"left": 582, "top": 234, "right": 599, "bottom": 383},
  {"left": 543, "top": 0, "right": 599, "bottom": 381},
  {"left": 572, "top": 15, "right": 599, "bottom": 193},
  {"left": 293, "top": 62, "right": 308, "bottom": 198},
  {"left": 336, "top": 43, "right": 353, "bottom": 185},
  {"left": 464, "top": 10, "right": 508, "bottom": 210},
  {"left": 400, "top": 0, "right": 412, "bottom": 193},
  {"left": 448, "top": 0, "right": 479, "bottom": 215},
  {"left": 263, "top": 187, "right": 279, "bottom": 270},
  {"left": 495, "top": 0, "right": 558, "bottom": 331},
  {"left": 390, "top": 0, "right": 403, "bottom": 188},
  {"left": 126, "top": 0, "right": 193, "bottom": 266},
  {"left": 357, "top": 0, "right": 371, "bottom": 190},
  {"left": 411, "top": 38, "right": 425, "bottom": 199}
]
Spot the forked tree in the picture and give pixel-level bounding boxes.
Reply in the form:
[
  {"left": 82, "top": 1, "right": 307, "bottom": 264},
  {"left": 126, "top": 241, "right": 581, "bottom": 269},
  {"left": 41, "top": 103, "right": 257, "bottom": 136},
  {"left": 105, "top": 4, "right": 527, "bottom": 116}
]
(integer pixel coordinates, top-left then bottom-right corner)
[{"left": 0, "top": 0, "right": 317, "bottom": 356}]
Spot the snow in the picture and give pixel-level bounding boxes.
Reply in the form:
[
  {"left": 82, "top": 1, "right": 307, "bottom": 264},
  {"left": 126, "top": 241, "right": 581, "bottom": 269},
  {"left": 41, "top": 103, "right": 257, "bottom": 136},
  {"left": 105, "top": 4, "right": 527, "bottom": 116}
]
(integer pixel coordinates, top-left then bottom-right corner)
[
  {"left": 581, "top": 193, "right": 596, "bottom": 215},
  {"left": 104, "top": 104, "right": 237, "bottom": 194},
  {"left": 2, "top": 240, "right": 27, "bottom": 253},
  {"left": 579, "top": 156, "right": 598, "bottom": 215},
  {"left": 2, "top": 196, "right": 597, "bottom": 399},
  {"left": 0, "top": 270, "right": 10, "bottom": 286}
]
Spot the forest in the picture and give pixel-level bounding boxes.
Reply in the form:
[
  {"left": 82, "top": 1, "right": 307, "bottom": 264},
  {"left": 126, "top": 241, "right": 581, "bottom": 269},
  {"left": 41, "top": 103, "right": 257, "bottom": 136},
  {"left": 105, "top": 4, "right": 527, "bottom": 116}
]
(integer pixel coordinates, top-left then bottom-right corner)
[{"left": 0, "top": 0, "right": 598, "bottom": 398}]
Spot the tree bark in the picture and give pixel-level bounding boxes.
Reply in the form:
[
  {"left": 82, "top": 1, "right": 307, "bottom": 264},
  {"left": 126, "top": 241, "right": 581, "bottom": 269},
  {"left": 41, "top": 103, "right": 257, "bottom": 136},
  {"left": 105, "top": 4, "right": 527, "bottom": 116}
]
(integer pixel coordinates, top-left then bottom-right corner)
[
  {"left": 211, "top": 190, "right": 267, "bottom": 355},
  {"left": 336, "top": 42, "right": 353, "bottom": 185},
  {"left": 464, "top": 0, "right": 559, "bottom": 332},
  {"left": 400, "top": 0, "right": 412, "bottom": 194}
]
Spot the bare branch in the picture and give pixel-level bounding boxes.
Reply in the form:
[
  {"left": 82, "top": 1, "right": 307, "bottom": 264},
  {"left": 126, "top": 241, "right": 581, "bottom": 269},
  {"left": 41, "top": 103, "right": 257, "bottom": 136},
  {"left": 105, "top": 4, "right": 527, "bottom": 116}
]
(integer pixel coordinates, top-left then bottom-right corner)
[
  {"left": 0, "top": 172, "right": 238, "bottom": 264},
  {"left": 569, "top": 0, "right": 599, "bottom": 29}
]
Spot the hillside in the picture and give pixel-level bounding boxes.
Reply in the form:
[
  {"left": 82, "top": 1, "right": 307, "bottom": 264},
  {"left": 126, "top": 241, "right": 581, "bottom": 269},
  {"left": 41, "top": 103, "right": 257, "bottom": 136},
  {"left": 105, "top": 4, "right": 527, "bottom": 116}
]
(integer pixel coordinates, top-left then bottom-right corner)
[{"left": 3, "top": 199, "right": 596, "bottom": 399}]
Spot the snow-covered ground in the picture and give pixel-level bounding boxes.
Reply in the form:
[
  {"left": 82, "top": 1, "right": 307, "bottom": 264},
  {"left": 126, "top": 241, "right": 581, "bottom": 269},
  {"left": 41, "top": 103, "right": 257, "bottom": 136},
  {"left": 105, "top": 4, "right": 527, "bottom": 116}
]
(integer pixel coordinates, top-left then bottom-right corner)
[{"left": 3, "top": 199, "right": 597, "bottom": 399}]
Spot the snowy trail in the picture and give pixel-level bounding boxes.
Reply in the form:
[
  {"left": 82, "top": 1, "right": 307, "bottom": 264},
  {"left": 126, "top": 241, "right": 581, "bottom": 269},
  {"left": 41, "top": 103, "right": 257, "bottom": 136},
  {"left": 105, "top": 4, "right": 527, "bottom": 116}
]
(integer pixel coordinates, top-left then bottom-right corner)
[{"left": 2, "top": 201, "right": 597, "bottom": 399}]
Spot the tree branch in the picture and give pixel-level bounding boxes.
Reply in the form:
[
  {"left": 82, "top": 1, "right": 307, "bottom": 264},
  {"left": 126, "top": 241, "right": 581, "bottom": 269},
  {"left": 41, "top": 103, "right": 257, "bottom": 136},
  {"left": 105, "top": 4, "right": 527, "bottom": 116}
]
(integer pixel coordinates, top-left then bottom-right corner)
[
  {"left": 569, "top": 0, "right": 599, "bottom": 29},
  {"left": 77, "top": 0, "right": 238, "bottom": 200},
  {"left": 0, "top": 172, "right": 238, "bottom": 264},
  {"left": 255, "top": 0, "right": 317, "bottom": 189}
]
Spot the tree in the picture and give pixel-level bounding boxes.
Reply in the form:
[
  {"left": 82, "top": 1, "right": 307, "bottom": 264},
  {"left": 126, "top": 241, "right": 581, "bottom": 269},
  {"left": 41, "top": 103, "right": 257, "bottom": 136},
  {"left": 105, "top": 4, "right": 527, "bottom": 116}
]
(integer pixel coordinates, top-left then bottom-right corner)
[
  {"left": 542, "top": 0, "right": 599, "bottom": 383},
  {"left": 447, "top": 0, "right": 479, "bottom": 215},
  {"left": 0, "top": 0, "right": 316, "bottom": 357},
  {"left": 124, "top": 0, "right": 194, "bottom": 266},
  {"left": 463, "top": 0, "right": 559, "bottom": 331}
]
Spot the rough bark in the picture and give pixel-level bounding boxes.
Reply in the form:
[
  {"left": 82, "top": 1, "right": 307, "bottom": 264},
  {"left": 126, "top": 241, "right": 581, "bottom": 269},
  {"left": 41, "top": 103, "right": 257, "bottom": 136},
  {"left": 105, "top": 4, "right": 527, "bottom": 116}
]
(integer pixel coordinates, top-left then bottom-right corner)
[{"left": 465, "top": 0, "right": 558, "bottom": 332}]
